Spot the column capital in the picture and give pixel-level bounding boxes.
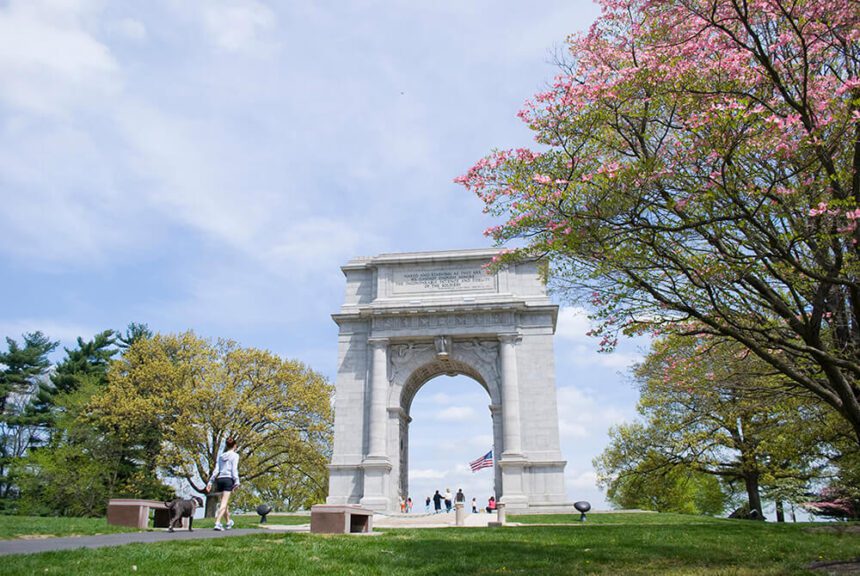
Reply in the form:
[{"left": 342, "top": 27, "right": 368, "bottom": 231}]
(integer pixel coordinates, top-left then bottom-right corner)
[
  {"left": 368, "top": 337, "right": 390, "bottom": 348},
  {"left": 498, "top": 333, "right": 521, "bottom": 345},
  {"left": 488, "top": 403, "right": 503, "bottom": 416}
]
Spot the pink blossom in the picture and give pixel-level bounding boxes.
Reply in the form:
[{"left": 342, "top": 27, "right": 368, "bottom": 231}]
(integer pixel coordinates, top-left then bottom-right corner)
[{"left": 809, "top": 202, "right": 829, "bottom": 217}]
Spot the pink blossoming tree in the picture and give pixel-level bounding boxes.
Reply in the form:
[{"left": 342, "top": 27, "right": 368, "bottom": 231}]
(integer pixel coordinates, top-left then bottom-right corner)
[{"left": 458, "top": 0, "right": 860, "bottom": 441}]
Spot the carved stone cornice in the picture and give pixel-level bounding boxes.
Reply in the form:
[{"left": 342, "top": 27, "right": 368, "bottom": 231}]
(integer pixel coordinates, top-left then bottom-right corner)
[{"left": 371, "top": 310, "right": 517, "bottom": 333}]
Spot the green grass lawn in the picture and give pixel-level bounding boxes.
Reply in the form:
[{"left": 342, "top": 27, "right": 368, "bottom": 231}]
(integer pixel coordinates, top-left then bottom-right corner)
[
  {"left": 0, "top": 513, "right": 308, "bottom": 539},
  {"left": 510, "top": 511, "right": 718, "bottom": 525},
  {"left": 1, "top": 513, "right": 858, "bottom": 575},
  {"left": 192, "top": 513, "right": 309, "bottom": 529},
  {"left": 0, "top": 516, "right": 138, "bottom": 539}
]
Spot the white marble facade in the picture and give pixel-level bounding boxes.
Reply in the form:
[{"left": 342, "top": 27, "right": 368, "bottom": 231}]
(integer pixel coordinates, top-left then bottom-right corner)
[{"left": 326, "top": 249, "right": 570, "bottom": 512}]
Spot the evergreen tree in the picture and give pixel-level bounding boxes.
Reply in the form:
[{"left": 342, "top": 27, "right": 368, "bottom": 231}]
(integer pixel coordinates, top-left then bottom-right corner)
[
  {"left": 0, "top": 332, "right": 58, "bottom": 500},
  {"left": 13, "top": 325, "right": 165, "bottom": 515},
  {"left": 0, "top": 332, "right": 57, "bottom": 415},
  {"left": 26, "top": 330, "right": 117, "bottom": 432},
  {"left": 116, "top": 323, "right": 152, "bottom": 350}
]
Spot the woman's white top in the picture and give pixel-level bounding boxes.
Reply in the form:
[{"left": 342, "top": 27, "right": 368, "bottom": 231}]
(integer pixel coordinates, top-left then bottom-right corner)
[{"left": 209, "top": 449, "right": 240, "bottom": 486}]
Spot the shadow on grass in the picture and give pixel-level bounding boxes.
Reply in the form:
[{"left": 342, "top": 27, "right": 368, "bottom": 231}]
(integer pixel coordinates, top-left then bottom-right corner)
[{"left": 2, "top": 520, "right": 860, "bottom": 575}]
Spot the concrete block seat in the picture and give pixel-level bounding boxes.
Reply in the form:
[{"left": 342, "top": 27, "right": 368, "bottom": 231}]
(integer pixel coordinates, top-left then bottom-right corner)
[
  {"left": 310, "top": 505, "right": 373, "bottom": 534},
  {"left": 107, "top": 499, "right": 186, "bottom": 530}
]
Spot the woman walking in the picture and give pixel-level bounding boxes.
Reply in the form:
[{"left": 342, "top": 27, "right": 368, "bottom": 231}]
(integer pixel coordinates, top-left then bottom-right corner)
[{"left": 206, "top": 437, "right": 240, "bottom": 531}]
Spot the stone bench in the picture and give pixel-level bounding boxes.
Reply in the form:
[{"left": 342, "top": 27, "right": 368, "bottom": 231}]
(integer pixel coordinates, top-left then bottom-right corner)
[
  {"left": 310, "top": 504, "right": 373, "bottom": 534},
  {"left": 107, "top": 499, "right": 186, "bottom": 530}
]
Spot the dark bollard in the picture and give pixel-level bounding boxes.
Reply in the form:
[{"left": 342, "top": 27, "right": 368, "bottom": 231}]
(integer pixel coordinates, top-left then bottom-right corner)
[
  {"left": 256, "top": 504, "right": 273, "bottom": 524},
  {"left": 574, "top": 501, "right": 591, "bottom": 522}
]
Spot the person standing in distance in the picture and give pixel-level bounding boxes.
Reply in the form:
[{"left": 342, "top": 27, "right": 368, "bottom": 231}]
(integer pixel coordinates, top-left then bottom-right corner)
[
  {"left": 206, "top": 437, "right": 240, "bottom": 531},
  {"left": 432, "top": 490, "right": 443, "bottom": 514}
]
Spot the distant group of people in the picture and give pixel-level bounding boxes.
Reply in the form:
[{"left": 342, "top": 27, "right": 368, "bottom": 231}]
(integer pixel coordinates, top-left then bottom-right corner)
[{"left": 417, "top": 489, "right": 497, "bottom": 514}]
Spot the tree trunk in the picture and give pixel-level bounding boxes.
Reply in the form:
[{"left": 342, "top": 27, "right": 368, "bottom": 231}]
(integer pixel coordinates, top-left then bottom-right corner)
[
  {"left": 205, "top": 494, "right": 219, "bottom": 518},
  {"left": 743, "top": 472, "right": 764, "bottom": 520},
  {"left": 775, "top": 499, "right": 785, "bottom": 522}
]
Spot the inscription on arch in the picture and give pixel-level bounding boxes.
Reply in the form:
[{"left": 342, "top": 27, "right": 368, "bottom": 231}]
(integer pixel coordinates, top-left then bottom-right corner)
[{"left": 391, "top": 264, "right": 496, "bottom": 294}]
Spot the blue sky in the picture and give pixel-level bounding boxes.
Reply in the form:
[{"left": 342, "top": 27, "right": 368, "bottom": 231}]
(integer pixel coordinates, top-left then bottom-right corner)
[{"left": 0, "top": 0, "right": 649, "bottom": 509}]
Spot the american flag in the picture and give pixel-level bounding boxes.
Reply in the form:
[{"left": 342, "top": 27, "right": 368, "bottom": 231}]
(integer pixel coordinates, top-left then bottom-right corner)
[{"left": 469, "top": 450, "right": 494, "bottom": 472}]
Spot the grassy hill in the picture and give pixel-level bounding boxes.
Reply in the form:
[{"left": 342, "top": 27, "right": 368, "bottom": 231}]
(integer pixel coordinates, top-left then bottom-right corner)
[{"left": 1, "top": 513, "right": 858, "bottom": 575}]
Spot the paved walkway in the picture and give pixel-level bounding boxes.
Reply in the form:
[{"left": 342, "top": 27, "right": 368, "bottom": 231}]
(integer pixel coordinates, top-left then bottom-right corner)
[
  {"left": 0, "top": 512, "right": 504, "bottom": 556},
  {"left": 373, "top": 511, "right": 497, "bottom": 529},
  {"left": 0, "top": 528, "right": 276, "bottom": 556}
]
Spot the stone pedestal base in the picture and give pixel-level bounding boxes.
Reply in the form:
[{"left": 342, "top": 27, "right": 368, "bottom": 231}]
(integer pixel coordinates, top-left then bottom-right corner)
[
  {"left": 360, "top": 457, "right": 391, "bottom": 512},
  {"left": 499, "top": 454, "right": 528, "bottom": 509}
]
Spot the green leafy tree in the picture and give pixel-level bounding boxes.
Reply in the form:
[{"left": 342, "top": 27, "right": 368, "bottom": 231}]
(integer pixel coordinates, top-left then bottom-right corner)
[
  {"left": 596, "top": 335, "right": 829, "bottom": 517},
  {"left": 457, "top": 0, "right": 860, "bottom": 443},
  {"left": 13, "top": 327, "right": 169, "bottom": 516},
  {"left": 90, "top": 332, "right": 333, "bottom": 516},
  {"left": 252, "top": 458, "right": 330, "bottom": 512},
  {"left": 13, "top": 374, "right": 168, "bottom": 516},
  {"left": 600, "top": 445, "right": 727, "bottom": 514},
  {"left": 0, "top": 332, "right": 57, "bottom": 501}
]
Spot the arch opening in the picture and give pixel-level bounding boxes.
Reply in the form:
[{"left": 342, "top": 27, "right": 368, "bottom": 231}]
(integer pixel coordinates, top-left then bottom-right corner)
[{"left": 401, "top": 372, "right": 498, "bottom": 512}]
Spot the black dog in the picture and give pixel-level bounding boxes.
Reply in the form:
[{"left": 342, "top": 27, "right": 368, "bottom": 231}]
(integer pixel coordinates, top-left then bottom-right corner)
[{"left": 165, "top": 497, "right": 204, "bottom": 532}]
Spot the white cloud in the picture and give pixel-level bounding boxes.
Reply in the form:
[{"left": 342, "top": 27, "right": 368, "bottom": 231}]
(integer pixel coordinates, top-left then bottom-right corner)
[
  {"left": 427, "top": 392, "right": 453, "bottom": 405},
  {"left": 555, "top": 306, "right": 593, "bottom": 343},
  {"left": 201, "top": 0, "right": 276, "bottom": 55},
  {"left": 468, "top": 434, "right": 493, "bottom": 448},
  {"left": 409, "top": 468, "right": 446, "bottom": 480},
  {"left": 566, "top": 469, "right": 599, "bottom": 490},
  {"left": 0, "top": 1, "right": 154, "bottom": 265},
  {"left": 567, "top": 344, "right": 643, "bottom": 369},
  {"left": 556, "top": 385, "right": 633, "bottom": 441},
  {"left": 436, "top": 406, "right": 475, "bottom": 422},
  {"left": 555, "top": 307, "right": 645, "bottom": 369},
  {"left": 0, "top": 0, "right": 119, "bottom": 115},
  {"left": 110, "top": 17, "right": 147, "bottom": 41},
  {"left": 263, "top": 218, "right": 384, "bottom": 277}
]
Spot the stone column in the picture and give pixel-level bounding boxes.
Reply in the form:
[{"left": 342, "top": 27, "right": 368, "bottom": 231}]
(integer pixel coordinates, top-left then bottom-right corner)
[
  {"left": 489, "top": 403, "right": 503, "bottom": 499},
  {"left": 367, "top": 338, "right": 389, "bottom": 458},
  {"left": 498, "top": 334, "right": 528, "bottom": 509},
  {"left": 396, "top": 408, "right": 411, "bottom": 504},
  {"left": 361, "top": 337, "right": 392, "bottom": 511},
  {"left": 499, "top": 334, "right": 522, "bottom": 457}
]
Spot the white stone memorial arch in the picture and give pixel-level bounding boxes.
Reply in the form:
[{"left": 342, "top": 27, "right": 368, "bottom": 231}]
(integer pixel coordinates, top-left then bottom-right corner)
[{"left": 326, "top": 249, "right": 569, "bottom": 512}]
